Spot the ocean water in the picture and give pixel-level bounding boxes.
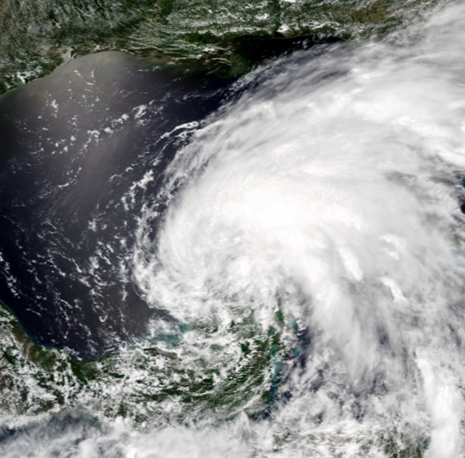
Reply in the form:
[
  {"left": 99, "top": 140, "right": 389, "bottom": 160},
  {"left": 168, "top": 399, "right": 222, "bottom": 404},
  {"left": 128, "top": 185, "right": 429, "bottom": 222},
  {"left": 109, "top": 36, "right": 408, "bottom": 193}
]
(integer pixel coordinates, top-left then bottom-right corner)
[{"left": 2, "top": 1, "right": 465, "bottom": 457}]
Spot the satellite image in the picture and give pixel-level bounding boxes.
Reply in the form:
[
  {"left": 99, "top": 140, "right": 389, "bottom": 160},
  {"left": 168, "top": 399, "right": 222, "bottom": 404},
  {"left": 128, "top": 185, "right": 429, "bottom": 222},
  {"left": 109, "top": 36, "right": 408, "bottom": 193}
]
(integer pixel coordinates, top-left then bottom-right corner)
[{"left": 1, "top": 1, "right": 464, "bottom": 457}]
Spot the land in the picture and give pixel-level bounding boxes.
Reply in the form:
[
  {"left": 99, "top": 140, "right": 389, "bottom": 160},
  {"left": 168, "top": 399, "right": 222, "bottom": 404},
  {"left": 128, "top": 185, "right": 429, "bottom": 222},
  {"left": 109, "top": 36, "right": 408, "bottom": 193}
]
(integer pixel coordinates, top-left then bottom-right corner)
[{"left": 0, "top": 0, "right": 440, "bottom": 94}]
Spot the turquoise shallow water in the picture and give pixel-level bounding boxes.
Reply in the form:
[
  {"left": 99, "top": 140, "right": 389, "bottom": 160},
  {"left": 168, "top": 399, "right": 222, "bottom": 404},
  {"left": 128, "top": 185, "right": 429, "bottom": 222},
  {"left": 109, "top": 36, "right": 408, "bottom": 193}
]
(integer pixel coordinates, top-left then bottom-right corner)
[
  {"left": 2, "top": 2, "right": 465, "bottom": 457},
  {"left": 0, "top": 51, "right": 230, "bottom": 357}
]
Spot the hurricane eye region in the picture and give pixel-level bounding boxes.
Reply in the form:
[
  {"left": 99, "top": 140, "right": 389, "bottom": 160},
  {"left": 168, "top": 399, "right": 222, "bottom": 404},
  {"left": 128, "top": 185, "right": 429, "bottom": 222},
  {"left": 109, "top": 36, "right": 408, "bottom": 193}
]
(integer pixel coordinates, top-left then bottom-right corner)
[
  {"left": 134, "top": 4, "right": 465, "bottom": 456},
  {"left": 2, "top": 2, "right": 465, "bottom": 458}
]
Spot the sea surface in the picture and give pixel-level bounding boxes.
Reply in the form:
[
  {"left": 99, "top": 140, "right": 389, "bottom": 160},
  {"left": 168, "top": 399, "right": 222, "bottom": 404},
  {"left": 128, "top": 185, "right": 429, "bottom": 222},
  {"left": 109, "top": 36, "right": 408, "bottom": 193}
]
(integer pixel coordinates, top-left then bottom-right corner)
[{"left": 2, "top": 2, "right": 465, "bottom": 457}]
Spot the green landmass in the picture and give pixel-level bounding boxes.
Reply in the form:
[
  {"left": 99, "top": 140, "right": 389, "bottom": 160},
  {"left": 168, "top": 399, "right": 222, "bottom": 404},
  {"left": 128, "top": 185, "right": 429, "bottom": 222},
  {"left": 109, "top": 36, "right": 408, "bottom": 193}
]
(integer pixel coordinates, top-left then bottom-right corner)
[
  {"left": 0, "top": 0, "right": 440, "bottom": 94},
  {"left": 0, "top": 300, "right": 283, "bottom": 424},
  {"left": 0, "top": 300, "right": 429, "bottom": 455},
  {"left": 0, "top": 2, "right": 443, "bottom": 453}
]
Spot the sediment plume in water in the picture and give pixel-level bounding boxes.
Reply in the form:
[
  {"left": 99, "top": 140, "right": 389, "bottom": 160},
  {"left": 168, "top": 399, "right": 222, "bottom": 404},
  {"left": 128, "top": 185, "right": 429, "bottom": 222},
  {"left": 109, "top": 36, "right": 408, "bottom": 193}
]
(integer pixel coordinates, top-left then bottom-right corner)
[{"left": 3, "top": 1, "right": 465, "bottom": 457}]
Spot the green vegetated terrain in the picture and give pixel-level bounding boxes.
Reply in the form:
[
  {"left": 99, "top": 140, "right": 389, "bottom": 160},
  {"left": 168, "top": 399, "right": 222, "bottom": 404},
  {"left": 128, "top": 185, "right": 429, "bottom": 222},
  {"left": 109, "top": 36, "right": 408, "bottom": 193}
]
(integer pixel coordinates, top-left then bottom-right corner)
[
  {"left": 0, "top": 300, "right": 284, "bottom": 425},
  {"left": 0, "top": 0, "right": 440, "bottom": 94},
  {"left": 0, "top": 301, "right": 428, "bottom": 456},
  {"left": 0, "top": 2, "right": 442, "bottom": 455},
  {"left": 0, "top": 303, "right": 428, "bottom": 458}
]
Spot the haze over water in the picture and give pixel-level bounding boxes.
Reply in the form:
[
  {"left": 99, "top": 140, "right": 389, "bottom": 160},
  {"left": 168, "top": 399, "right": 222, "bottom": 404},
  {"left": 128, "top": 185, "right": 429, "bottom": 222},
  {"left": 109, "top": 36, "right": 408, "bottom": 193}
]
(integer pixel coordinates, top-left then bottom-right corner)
[{"left": 3, "top": 1, "right": 465, "bottom": 457}]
